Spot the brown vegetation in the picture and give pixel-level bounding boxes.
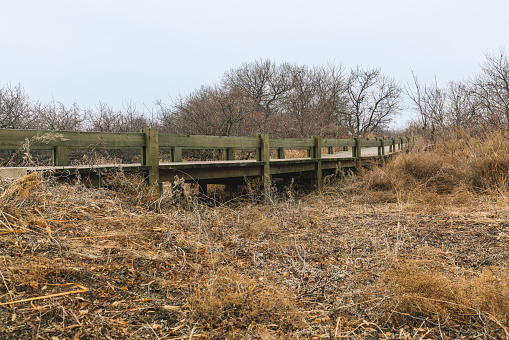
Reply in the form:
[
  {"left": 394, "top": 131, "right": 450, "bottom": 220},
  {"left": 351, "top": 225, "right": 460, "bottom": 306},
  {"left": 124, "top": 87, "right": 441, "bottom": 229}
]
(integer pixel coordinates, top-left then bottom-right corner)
[{"left": 1, "top": 133, "right": 509, "bottom": 339}]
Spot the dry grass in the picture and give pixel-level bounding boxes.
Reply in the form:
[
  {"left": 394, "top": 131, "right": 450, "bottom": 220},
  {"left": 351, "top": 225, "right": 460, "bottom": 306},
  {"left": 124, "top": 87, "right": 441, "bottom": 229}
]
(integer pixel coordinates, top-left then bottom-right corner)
[
  {"left": 355, "top": 132, "right": 509, "bottom": 203},
  {"left": 1, "top": 132, "right": 509, "bottom": 339}
]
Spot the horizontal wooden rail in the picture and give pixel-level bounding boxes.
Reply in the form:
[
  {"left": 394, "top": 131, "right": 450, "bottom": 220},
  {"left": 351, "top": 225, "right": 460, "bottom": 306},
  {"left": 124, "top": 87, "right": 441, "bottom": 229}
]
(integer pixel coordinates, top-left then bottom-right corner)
[
  {"left": 159, "top": 134, "right": 260, "bottom": 149},
  {"left": 0, "top": 128, "right": 412, "bottom": 192},
  {"left": 0, "top": 129, "right": 146, "bottom": 149}
]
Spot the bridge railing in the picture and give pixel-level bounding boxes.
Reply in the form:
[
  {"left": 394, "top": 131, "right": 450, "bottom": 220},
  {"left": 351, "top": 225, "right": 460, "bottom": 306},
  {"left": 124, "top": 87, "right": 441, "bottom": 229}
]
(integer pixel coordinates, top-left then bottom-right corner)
[{"left": 0, "top": 128, "right": 411, "bottom": 186}]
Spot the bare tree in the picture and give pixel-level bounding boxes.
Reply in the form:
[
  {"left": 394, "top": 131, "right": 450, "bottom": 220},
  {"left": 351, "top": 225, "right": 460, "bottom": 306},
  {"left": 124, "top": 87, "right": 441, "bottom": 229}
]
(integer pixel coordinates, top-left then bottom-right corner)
[
  {"left": 313, "top": 63, "right": 349, "bottom": 137},
  {"left": 0, "top": 83, "right": 35, "bottom": 129},
  {"left": 344, "top": 67, "right": 402, "bottom": 136},
  {"left": 167, "top": 85, "right": 253, "bottom": 136},
  {"left": 224, "top": 59, "right": 292, "bottom": 134},
  {"left": 86, "top": 102, "right": 148, "bottom": 132},
  {"left": 446, "top": 81, "right": 481, "bottom": 130},
  {"left": 472, "top": 50, "right": 509, "bottom": 129},
  {"left": 32, "top": 100, "right": 83, "bottom": 131},
  {"left": 406, "top": 73, "right": 448, "bottom": 132},
  {"left": 278, "top": 64, "right": 348, "bottom": 137},
  {"left": 278, "top": 65, "right": 317, "bottom": 137},
  {"left": 407, "top": 51, "right": 509, "bottom": 136},
  {"left": 168, "top": 61, "right": 350, "bottom": 138},
  {"left": 122, "top": 101, "right": 150, "bottom": 132}
]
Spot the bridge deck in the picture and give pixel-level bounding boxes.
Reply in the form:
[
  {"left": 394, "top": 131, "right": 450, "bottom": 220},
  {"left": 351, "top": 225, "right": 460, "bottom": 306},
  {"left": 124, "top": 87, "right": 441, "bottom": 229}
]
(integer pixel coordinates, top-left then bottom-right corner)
[{"left": 0, "top": 146, "right": 396, "bottom": 185}]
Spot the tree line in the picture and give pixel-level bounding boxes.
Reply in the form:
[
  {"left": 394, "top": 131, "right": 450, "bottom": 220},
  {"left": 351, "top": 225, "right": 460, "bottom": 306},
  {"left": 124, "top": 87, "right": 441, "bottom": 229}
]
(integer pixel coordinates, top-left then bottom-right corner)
[
  {"left": 2, "top": 51, "right": 508, "bottom": 138},
  {"left": 161, "top": 62, "right": 402, "bottom": 137},
  {"left": 407, "top": 50, "right": 509, "bottom": 138},
  {"left": 0, "top": 61, "right": 402, "bottom": 138},
  {"left": 0, "top": 85, "right": 156, "bottom": 133}
]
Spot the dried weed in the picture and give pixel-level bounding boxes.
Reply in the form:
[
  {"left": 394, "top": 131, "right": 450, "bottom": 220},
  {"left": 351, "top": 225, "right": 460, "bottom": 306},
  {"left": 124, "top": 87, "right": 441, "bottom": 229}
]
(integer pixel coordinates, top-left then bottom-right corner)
[{"left": 2, "top": 133, "right": 509, "bottom": 339}]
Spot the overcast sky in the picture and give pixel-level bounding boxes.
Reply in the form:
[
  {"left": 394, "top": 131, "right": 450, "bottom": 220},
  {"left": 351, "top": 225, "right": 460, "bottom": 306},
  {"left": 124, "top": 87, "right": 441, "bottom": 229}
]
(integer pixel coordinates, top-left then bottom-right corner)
[{"left": 1, "top": 0, "right": 508, "bottom": 127}]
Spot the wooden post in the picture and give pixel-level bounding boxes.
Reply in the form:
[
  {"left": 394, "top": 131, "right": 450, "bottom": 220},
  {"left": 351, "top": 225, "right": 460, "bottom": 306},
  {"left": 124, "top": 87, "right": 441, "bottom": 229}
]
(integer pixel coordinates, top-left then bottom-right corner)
[
  {"left": 376, "top": 138, "right": 382, "bottom": 157},
  {"left": 328, "top": 146, "right": 334, "bottom": 154},
  {"left": 226, "top": 147, "right": 235, "bottom": 160},
  {"left": 313, "top": 136, "right": 323, "bottom": 191},
  {"left": 352, "top": 137, "right": 361, "bottom": 158},
  {"left": 391, "top": 138, "right": 396, "bottom": 153},
  {"left": 277, "top": 147, "right": 285, "bottom": 159},
  {"left": 52, "top": 146, "right": 68, "bottom": 166},
  {"left": 141, "top": 129, "right": 159, "bottom": 186},
  {"left": 381, "top": 138, "right": 386, "bottom": 164},
  {"left": 258, "top": 134, "right": 271, "bottom": 199},
  {"left": 171, "top": 147, "right": 182, "bottom": 162}
]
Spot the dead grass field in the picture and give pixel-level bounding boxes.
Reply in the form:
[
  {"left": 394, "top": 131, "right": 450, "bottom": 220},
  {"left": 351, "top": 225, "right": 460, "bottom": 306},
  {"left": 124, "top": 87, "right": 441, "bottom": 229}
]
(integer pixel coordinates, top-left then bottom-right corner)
[{"left": 1, "top": 133, "right": 509, "bottom": 339}]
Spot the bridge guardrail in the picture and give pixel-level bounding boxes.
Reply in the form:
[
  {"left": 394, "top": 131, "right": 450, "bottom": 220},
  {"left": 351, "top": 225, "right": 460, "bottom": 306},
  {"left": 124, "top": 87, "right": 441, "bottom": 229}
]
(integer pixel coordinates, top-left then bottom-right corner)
[{"left": 0, "top": 128, "right": 411, "bottom": 190}]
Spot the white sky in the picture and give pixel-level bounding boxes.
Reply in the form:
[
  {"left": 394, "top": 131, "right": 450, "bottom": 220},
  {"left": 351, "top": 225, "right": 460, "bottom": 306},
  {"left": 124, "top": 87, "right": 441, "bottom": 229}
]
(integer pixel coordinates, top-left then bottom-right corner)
[{"left": 1, "top": 0, "right": 508, "bottom": 127}]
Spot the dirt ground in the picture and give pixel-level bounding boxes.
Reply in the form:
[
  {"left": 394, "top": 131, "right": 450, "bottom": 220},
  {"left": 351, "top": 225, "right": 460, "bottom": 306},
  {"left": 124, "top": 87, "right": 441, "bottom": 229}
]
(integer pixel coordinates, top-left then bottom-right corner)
[{"left": 1, "top": 172, "right": 509, "bottom": 339}]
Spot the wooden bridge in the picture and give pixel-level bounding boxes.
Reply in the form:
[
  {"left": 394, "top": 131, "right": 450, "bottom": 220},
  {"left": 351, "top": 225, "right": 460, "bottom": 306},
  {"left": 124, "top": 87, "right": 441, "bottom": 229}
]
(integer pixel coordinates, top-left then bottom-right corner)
[{"left": 0, "top": 129, "right": 410, "bottom": 192}]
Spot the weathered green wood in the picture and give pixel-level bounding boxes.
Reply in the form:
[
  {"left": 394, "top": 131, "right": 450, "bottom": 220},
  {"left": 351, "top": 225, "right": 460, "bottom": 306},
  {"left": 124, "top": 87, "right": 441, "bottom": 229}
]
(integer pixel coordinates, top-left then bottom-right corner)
[
  {"left": 226, "top": 147, "right": 235, "bottom": 160},
  {"left": 270, "top": 138, "right": 314, "bottom": 149},
  {"left": 376, "top": 138, "right": 382, "bottom": 157},
  {"left": 277, "top": 147, "right": 285, "bottom": 159},
  {"left": 159, "top": 165, "right": 262, "bottom": 182},
  {"left": 1, "top": 128, "right": 410, "bottom": 155},
  {"left": 159, "top": 160, "right": 260, "bottom": 169},
  {"left": 1, "top": 128, "right": 411, "bottom": 193},
  {"left": 311, "top": 136, "right": 322, "bottom": 158},
  {"left": 140, "top": 129, "right": 159, "bottom": 186},
  {"left": 360, "top": 139, "right": 381, "bottom": 147},
  {"left": 270, "top": 162, "right": 316, "bottom": 174},
  {"left": 258, "top": 134, "right": 271, "bottom": 198},
  {"left": 52, "top": 146, "right": 68, "bottom": 166},
  {"left": 322, "top": 139, "right": 356, "bottom": 147},
  {"left": 352, "top": 137, "right": 361, "bottom": 158},
  {"left": 0, "top": 129, "right": 146, "bottom": 149},
  {"left": 171, "top": 147, "right": 182, "bottom": 162},
  {"left": 313, "top": 136, "right": 323, "bottom": 191},
  {"left": 381, "top": 139, "right": 392, "bottom": 152},
  {"left": 159, "top": 134, "right": 260, "bottom": 149}
]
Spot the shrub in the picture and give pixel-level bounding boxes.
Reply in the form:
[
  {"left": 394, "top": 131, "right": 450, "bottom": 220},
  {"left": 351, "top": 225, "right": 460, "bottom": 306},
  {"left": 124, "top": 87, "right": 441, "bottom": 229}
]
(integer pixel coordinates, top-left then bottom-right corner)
[{"left": 358, "top": 132, "right": 509, "bottom": 200}]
